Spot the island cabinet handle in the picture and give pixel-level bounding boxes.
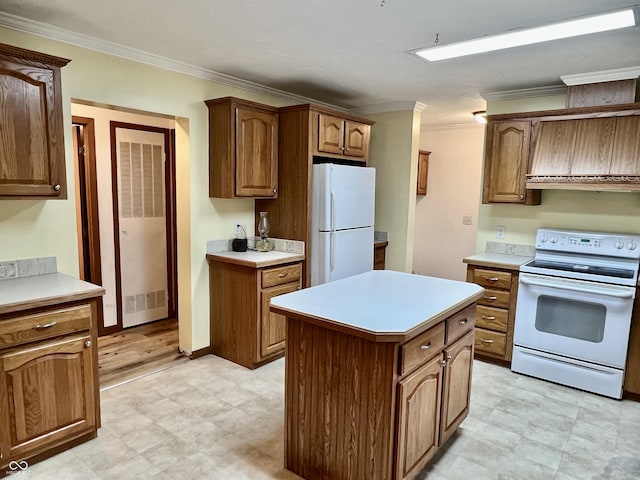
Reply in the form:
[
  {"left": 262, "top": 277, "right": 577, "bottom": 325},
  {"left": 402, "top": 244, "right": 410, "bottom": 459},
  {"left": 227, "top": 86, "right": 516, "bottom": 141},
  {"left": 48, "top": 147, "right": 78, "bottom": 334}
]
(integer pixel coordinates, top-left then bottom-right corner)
[
  {"left": 33, "top": 321, "right": 57, "bottom": 330},
  {"left": 278, "top": 272, "right": 288, "bottom": 278},
  {"left": 480, "top": 339, "right": 494, "bottom": 344},
  {"left": 481, "top": 315, "right": 496, "bottom": 321},
  {"left": 484, "top": 295, "right": 497, "bottom": 301},
  {"left": 458, "top": 318, "right": 468, "bottom": 325},
  {"left": 420, "top": 342, "right": 432, "bottom": 350},
  {"left": 486, "top": 277, "right": 499, "bottom": 282}
]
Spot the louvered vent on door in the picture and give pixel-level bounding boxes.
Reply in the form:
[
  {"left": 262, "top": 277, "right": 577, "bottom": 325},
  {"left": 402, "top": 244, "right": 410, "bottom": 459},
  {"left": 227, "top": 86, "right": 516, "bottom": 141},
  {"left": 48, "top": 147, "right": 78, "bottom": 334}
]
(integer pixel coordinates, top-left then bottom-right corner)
[{"left": 119, "top": 141, "right": 165, "bottom": 218}]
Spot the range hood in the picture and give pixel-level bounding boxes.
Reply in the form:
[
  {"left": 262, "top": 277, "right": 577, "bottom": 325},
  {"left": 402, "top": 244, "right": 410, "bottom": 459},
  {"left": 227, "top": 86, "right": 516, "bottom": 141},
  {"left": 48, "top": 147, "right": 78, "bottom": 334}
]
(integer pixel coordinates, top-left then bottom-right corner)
[{"left": 526, "top": 109, "right": 640, "bottom": 192}]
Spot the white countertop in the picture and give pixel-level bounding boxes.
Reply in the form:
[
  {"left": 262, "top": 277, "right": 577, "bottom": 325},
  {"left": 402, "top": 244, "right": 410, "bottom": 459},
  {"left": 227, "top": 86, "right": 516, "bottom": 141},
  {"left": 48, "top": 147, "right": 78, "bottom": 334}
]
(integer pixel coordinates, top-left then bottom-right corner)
[
  {"left": 206, "top": 250, "right": 305, "bottom": 268},
  {"left": 271, "top": 270, "right": 483, "bottom": 341},
  {"left": 463, "top": 252, "right": 533, "bottom": 269},
  {"left": 0, "top": 273, "right": 105, "bottom": 315}
]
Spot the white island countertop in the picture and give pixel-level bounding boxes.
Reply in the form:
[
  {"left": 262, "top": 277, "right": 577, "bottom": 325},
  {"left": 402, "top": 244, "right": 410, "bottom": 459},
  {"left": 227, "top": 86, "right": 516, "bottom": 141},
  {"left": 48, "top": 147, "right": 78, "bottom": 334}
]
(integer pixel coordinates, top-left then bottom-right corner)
[
  {"left": 0, "top": 273, "right": 105, "bottom": 315},
  {"left": 270, "top": 270, "right": 484, "bottom": 342}
]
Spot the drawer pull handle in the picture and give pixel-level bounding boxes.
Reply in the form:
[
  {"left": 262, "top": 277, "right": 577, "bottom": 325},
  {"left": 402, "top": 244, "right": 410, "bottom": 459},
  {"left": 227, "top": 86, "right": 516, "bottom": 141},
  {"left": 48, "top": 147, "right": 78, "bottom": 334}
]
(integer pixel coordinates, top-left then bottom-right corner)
[
  {"left": 484, "top": 295, "right": 497, "bottom": 301},
  {"left": 458, "top": 318, "right": 468, "bottom": 325},
  {"left": 33, "top": 321, "right": 57, "bottom": 330},
  {"left": 278, "top": 272, "right": 288, "bottom": 278},
  {"left": 481, "top": 315, "right": 496, "bottom": 320},
  {"left": 420, "top": 342, "right": 432, "bottom": 350},
  {"left": 487, "top": 277, "right": 499, "bottom": 282},
  {"left": 480, "top": 339, "right": 494, "bottom": 344}
]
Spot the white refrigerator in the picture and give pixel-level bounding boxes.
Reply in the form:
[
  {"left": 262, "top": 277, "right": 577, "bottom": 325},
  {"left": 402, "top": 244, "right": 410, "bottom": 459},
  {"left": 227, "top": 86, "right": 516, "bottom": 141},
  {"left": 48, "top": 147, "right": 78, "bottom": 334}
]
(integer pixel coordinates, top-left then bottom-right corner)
[{"left": 310, "top": 163, "right": 376, "bottom": 286}]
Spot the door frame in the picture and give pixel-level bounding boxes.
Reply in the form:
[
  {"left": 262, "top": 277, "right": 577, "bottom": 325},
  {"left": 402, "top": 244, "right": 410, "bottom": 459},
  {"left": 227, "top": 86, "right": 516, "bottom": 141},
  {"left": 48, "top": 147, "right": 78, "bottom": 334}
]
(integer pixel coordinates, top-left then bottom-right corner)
[
  {"left": 72, "top": 116, "right": 106, "bottom": 334},
  {"left": 109, "top": 121, "right": 178, "bottom": 332}
]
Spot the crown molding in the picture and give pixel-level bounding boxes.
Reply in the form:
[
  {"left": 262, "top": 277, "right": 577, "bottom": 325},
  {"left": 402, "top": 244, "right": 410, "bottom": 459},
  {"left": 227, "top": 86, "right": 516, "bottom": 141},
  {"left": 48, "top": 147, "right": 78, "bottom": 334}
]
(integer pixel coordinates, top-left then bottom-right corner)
[
  {"left": 561, "top": 66, "right": 640, "bottom": 86},
  {"left": 0, "top": 11, "right": 341, "bottom": 110},
  {"left": 482, "top": 85, "right": 567, "bottom": 102},
  {"left": 349, "top": 101, "right": 427, "bottom": 116}
]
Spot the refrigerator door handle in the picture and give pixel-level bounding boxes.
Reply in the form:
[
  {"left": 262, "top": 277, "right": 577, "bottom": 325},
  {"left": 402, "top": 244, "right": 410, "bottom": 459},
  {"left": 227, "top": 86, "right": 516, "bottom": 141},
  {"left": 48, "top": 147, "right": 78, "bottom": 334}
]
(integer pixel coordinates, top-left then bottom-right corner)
[
  {"left": 330, "top": 232, "right": 336, "bottom": 271},
  {"left": 330, "top": 191, "right": 336, "bottom": 231}
]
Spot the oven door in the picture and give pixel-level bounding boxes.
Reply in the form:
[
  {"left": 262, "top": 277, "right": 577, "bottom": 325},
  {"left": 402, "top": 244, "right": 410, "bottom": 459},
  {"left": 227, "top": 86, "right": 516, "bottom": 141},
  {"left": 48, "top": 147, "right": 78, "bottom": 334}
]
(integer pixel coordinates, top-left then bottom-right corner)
[{"left": 514, "top": 273, "right": 635, "bottom": 368}]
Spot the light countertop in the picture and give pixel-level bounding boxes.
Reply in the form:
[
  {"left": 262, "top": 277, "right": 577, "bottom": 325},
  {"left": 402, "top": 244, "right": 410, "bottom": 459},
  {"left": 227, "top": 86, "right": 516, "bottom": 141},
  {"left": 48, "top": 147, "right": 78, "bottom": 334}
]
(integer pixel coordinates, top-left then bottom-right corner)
[
  {"left": 206, "top": 250, "right": 305, "bottom": 268},
  {"left": 0, "top": 273, "right": 105, "bottom": 315},
  {"left": 270, "top": 270, "right": 483, "bottom": 342},
  {"left": 463, "top": 252, "right": 533, "bottom": 270}
]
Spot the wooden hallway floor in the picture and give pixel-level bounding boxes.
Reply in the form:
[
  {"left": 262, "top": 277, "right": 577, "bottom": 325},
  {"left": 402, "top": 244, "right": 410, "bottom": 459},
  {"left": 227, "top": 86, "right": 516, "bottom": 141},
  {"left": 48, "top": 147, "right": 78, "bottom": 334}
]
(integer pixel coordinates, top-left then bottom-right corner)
[{"left": 98, "top": 318, "right": 188, "bottom": 389}]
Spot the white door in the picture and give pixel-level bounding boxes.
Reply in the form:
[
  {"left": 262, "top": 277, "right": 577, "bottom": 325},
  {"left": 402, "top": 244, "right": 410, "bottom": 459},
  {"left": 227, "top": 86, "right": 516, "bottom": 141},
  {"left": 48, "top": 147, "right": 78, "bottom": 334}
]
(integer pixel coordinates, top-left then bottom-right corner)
[
  {"left": 115, "top": 128, "right": 168, "bottom": 328},
  {"left": 313, "top": 164, "right": 375, "bottom": 231},
  {"left": 312, "top": 226, "right": 374, "bottom": 285}
]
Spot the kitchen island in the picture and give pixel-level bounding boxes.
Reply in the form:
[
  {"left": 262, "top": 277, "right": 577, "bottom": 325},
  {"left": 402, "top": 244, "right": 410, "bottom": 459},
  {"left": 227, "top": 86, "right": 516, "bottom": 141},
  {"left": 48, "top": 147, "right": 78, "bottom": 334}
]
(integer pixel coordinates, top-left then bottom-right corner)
[{"left": 270, "top": 270, "right": 484, "bottom": 480}]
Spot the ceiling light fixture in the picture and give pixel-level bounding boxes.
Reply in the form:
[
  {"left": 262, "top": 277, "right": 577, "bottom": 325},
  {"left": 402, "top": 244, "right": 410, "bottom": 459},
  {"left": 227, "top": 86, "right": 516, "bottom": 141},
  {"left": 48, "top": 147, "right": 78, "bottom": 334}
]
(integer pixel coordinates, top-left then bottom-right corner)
[
  {"left": 473, "top": 111, "right": 487, "bottom": 124},
  {"left": 413, "top": 8, "right": 638, "bottom": 62}
]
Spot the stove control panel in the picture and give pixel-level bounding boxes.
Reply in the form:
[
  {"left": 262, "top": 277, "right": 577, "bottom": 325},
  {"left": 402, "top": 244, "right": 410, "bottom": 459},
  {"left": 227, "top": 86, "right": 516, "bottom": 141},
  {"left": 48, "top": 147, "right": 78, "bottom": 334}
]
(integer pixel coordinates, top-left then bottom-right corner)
[{"left": 535, "top": 229, "right": 640, "bottom": 259}]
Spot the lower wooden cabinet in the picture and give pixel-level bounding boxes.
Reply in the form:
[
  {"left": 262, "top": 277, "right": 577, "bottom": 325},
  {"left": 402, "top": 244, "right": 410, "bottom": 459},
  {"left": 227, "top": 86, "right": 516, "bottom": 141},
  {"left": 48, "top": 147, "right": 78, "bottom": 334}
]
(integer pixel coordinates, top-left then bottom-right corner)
[
  {"left": 624, "top": 289, "right": 640, "bottom": 395},
  {"left": 208, "top": 258, "right": 302, "bottom": 369},
  {"left": 0, "top": 300, "right": 100, "bottom": 473},
  {"left": 374, "top": 241, "right": 388, "bottom": 270},
  {"left": 395, "top": 326, "right": 474, "bottom": 480}
]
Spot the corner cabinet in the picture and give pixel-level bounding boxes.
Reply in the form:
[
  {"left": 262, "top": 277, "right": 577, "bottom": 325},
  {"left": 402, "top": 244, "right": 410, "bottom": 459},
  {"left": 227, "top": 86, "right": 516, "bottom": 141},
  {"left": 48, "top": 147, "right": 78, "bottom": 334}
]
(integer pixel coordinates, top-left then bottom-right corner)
[
  {"left": 207, "top": 255, "right": 303, "bottom": 369},
  {"left": 205, "top": 97, "right": 278, "bottom": 198},
  {"left": 0, "top": 300, "right": 101, "bottom": 473},
  {"left": 482, "top": 120, "right": 540, "bottom": 205},
  {"left": 0, "top": 43, "right": 71, "bottom": 199}
]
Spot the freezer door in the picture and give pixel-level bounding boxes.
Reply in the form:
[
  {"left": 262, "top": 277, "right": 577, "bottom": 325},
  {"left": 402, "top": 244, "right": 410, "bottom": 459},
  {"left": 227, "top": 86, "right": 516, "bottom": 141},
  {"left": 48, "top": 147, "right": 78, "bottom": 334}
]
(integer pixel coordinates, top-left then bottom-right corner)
[
  {"left": 311, "top": 227, "right": 374, "bottom": 286},
  {"left": 313, "top": 164, "right": 375, "bottom": 231}
]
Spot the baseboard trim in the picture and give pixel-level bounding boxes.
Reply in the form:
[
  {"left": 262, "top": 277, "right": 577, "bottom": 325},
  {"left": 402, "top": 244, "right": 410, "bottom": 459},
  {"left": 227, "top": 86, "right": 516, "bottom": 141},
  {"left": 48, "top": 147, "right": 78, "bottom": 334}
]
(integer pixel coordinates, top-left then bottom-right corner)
[{"left": 190, "top": 346, "right": 213, "bottom": 360}]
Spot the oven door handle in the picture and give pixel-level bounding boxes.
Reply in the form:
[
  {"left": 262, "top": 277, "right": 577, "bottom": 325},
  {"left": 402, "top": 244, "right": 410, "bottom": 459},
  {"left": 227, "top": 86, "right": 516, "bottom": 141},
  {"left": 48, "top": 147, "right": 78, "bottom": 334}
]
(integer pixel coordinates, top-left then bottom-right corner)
[{"left": 520, "top": 276, "right": 634, "bottom": 299}]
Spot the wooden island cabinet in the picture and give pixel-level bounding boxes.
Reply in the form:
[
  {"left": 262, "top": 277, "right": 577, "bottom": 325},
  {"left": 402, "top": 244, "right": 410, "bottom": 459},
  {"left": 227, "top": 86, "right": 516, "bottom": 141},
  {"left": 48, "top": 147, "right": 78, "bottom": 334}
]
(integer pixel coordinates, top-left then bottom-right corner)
[
  {"left": 0, "top": 274, "right": 104, "bottom": 475},
  {"left": 271, "top": 270, "right": 483, "bottom": 480}
]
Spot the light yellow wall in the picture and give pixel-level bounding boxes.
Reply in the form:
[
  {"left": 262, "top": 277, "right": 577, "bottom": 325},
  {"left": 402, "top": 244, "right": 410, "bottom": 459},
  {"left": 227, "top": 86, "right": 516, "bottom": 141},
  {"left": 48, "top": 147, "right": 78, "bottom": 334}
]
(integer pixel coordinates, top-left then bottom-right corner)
[
  {"left": 478, "top": 94, "right": 640, "bottom": 251},
  {"left": 368, "top": 109, "right": 422, "bottom": 272},
  {"left": 414, "top": 124, "right": 485, "bottom": 281},
  {"left": 0, "top": 27, "right": 293, "bottom": 354}
]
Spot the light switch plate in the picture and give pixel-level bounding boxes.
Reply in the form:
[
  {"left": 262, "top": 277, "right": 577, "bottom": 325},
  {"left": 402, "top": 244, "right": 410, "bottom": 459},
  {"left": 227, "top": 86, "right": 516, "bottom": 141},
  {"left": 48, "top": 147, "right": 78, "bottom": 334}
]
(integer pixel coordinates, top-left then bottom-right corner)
[{"left": 496, "top": 226, "right": 506, "bottom": 239}]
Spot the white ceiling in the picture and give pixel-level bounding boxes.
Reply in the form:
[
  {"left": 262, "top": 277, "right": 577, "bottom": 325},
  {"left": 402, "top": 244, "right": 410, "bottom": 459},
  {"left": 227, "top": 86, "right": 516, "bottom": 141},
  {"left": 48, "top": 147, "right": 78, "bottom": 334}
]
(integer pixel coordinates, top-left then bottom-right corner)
[{"left": 0, "top": 0, "right": 639, "bottom": 126}]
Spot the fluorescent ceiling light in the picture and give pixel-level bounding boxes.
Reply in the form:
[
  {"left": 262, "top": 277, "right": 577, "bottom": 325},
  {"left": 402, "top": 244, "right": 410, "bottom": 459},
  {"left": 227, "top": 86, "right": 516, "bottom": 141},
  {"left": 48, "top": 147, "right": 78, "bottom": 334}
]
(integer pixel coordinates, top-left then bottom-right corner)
[{"left": 414, "top": 8, "right": 637, "bottom": 62}]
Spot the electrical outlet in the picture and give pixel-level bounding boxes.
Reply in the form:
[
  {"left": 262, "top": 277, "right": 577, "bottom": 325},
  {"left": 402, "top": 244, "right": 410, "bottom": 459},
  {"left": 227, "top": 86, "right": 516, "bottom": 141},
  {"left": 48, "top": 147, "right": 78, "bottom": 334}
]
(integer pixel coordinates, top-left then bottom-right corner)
[
  {"left": 285, "top": 240, "right": 295, "bottom": 252},
  {"left": 496, "top": 226, "right": 506, "bottom": 239},
  {"left": 462, "top": 216, "right": 472, "bottom": 225}
]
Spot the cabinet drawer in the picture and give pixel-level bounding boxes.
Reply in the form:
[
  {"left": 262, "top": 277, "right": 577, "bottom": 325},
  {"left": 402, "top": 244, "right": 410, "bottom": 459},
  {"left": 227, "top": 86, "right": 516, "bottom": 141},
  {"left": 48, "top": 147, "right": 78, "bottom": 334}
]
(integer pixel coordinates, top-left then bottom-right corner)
[
  {"left": 473, "top": 269, "right": 512, "bottom": 290},
  {"left": 0, "top": 304, "right": 92, "bottom": 349},
  {"left": 261, "top": 263, "right": 302, "bottom": 288},
  {"left": 476, "top": 306, "right": 508, "bottom": 333},
  {"left": 400, "top": 322, "right": 445, "bottom": 376},
  {"left": 474, "top": 328, "right": 507, "bottom": 357},
  {"left": 478, "top": 288, "right": 510, "bottom": 309},
  {"left": 446, "top": 305, "right": 475, "bottom": 343}
]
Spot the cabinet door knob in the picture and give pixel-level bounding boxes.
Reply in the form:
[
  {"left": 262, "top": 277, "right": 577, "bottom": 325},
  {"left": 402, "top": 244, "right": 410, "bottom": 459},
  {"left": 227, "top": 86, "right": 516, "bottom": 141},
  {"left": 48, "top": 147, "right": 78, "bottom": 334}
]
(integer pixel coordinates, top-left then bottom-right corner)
[
  {"left": 273, "top": 189, "right": 277, "bottom": 194},
  {"left": 420, "top": 342, "right": 431, "bottom": 350},
  {"left": 440, "top": 359, "right": 447, "bottom": 367},
  {"left": 519, "top": 194, "right": 524, "bottom": 200},
  {"left": 458, "top": 318, "right": 468, "bottom": 325},
  {"left": 85, "top": 340, "right": 92, "bottom": 348},
  {"left": 53, "top": 184, "right": 61, "bottom": 191},
  {"left": 33, "top": 321, "right": 57, "bottom": 330}
]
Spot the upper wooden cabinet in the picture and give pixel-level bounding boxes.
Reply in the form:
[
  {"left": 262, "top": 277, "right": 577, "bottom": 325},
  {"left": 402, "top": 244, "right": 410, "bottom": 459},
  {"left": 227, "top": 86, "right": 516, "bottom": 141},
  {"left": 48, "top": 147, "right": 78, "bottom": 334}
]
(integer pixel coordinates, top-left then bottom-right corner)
[
  {"left": 0, "top": 43, "right": 71, "bottom": 199},
  {"left": 417, "top": 150, "right": 430, "bottom": 195},
  {"left": 205, "top": 97, "right": 278, "bottom": 198},
  {"left": 315, "top": 112, "right": 372, "bottom": 162},
  {"left": 482, "top": 120, "right": 541, "bottom": 205}
]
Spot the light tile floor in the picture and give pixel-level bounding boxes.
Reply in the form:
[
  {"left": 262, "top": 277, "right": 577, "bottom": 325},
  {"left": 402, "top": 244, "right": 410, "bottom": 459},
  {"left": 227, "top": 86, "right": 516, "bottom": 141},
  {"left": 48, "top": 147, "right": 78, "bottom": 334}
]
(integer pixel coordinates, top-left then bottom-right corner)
[{"left": 8, "top": 356, "right": 640, "bottom": 480}]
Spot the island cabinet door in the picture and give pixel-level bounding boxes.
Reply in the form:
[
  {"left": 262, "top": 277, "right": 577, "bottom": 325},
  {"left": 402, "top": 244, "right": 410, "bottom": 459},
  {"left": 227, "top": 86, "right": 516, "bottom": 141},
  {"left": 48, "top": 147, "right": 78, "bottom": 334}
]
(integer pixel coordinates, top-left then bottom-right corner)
[
  {"left": 395, "top": 354, "right": 444, "bottom": 480},
  {"left": 439, "top": 330, "right": 474, "bottom": 445}
]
